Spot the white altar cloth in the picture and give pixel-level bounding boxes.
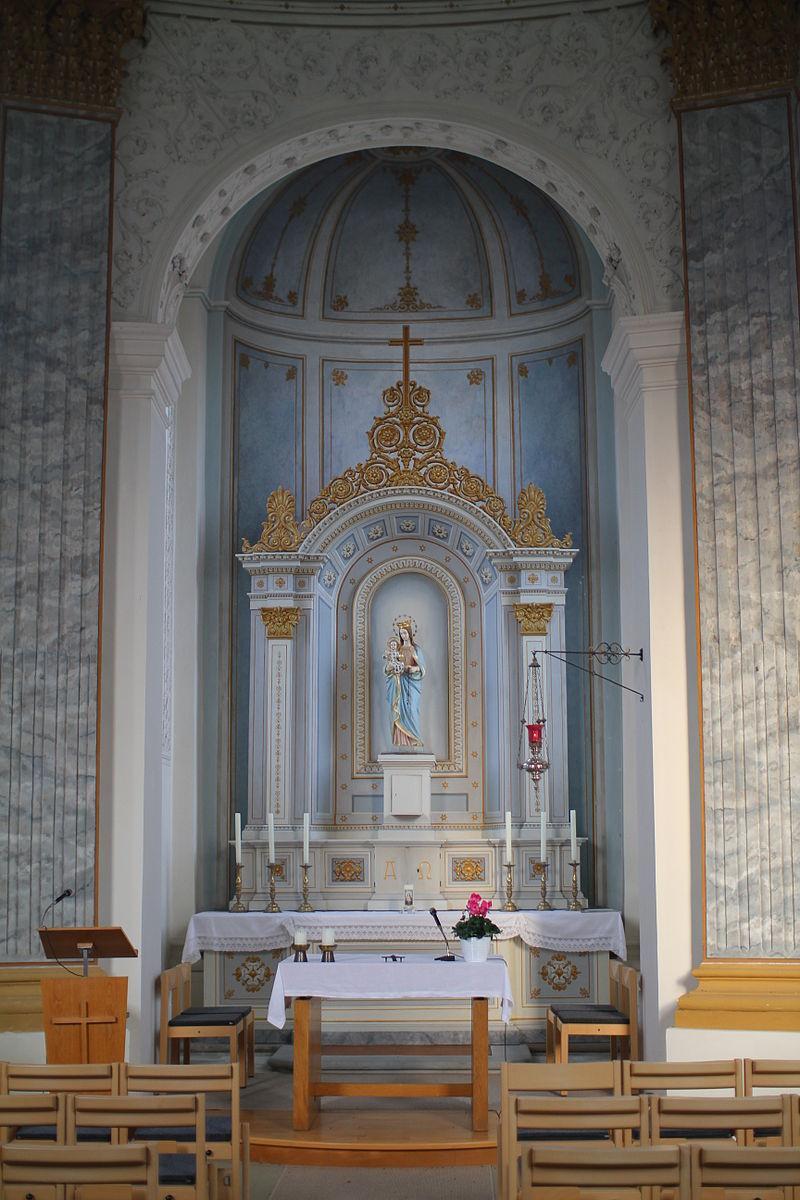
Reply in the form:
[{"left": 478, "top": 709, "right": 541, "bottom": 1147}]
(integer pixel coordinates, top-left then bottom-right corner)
[
  {"left": 266, "top": 952, "right": 515, "bottom": 1028},
  {"left": 182, "top": 908, "right": 626, "bottom": 964}
]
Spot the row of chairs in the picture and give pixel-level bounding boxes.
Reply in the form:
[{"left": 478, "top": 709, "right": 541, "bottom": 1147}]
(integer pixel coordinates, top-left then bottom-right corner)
[
  {"left": 500, "top": 1058, "right": 800, "bottom": 1199},
  {"left": 522, "top": 1143, "right": 800, "bottom": 1198},
  {"left": 0, "top": 1142, "right": 161, "bottom": 1199},
  {"left": 0, "top": 1061, "right": 249, "bottom": 1200}
]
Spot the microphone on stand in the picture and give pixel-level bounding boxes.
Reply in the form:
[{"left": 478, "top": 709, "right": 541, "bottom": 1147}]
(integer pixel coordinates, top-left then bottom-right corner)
[
  {"left": 40, "top": 888, "right": 73, "bottom": 929},
  {"left": 429, "top": 907, "right": 456, "bottom": 961}
]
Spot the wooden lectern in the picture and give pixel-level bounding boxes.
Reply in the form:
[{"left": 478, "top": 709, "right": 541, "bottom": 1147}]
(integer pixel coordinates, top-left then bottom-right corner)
[{"left": 38, "top": 926, "right": 138, "bottom": 1063}]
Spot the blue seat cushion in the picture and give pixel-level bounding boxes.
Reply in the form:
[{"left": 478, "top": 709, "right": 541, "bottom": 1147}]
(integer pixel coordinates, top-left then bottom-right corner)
[
  {"left": 181, "top": 1005, "right": 251, "bottom": 1018},
  {"left": 133, "top": 1113, "right": 232, "bottom": 1142},
  {"left": 169, "top": 1009, "right": 248, "bottom": 1028},
  {"left": 659, "top": 1127, "right": 736, "bottom": 1140},
  {"left": 519, "top": 1128, "right": 612, "bottom": 1142},
  {"left": 550, "top": 1005, "right": 628, "bottom": 1024},
  {"left": 14, "top": 1124, "right": 112, "bottom": 1142},
  {"left": 159, "top": 1153, "right": 197, "bottom": 1185}
]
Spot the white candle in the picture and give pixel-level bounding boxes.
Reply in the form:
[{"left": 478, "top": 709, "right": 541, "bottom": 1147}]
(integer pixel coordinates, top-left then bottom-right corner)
[
  {"left": 294, "top": 927, "right": 308, "bottom": 946},
  {"left": 234, "top": 812, "right": 242, "bottom": 865},
  {"left": 321, "top": 927, "right": 335, "bottom": 947},
  {"left": 505, "top": 811, "right": 513, "bottom": 863},
  {"left": 540, "top": 809, "right": 547, "bottom": 863},
  {"left": 570, "top": 810, "right": 578, "bottom": 861},
  {"left": 303, "top": 812, "right": 310, "bottom": 864},
  {"left": 268, "top": 812, "right": 276, "bottom": 863}
]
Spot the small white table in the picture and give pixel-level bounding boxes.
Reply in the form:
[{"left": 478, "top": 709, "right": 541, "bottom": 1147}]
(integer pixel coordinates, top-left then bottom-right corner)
[{"left": 269, "top": 953, "right": 513, "bottom": 1132}]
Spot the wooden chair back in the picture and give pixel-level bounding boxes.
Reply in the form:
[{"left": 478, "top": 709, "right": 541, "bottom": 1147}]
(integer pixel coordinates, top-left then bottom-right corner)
[
  {"left": 652, "top": 1094, "right": 792, "bottom": 1147},
  {"left": 521, "top": 1144, "right": 690, "bottom": 1199},
  {"left": 616, "top": 965, "right": 641, "bottom": 1059},
  {"left": 744, "top": 1059, "right": 800, "bottom": 1095},
  {"left": 0, "top": 1142, "right": 157, "bottom": 1200},
  {"left": 689, "top": 1144, "right": 800, "bottom": 1198},
  {"left": 623, "top": 1059, "right": 745, "bottom": 1096},
  {"left": 515, "top": 1094, "right": 649, "bottom": 1147},
  {"left": 0, "top": 1093, "right": 64, "bottom": 1142},
  {"left": 4, "top": 1061, "right": 119, "bottom": 1095}
]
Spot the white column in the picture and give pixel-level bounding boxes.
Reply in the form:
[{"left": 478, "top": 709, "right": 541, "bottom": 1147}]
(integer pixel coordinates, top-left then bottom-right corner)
[
  {"left": 602, "top": 313, "right": 700, "bottom": 1057},
  {"left": 101, "top": 322, "right": 190, "bottom": 1062}
]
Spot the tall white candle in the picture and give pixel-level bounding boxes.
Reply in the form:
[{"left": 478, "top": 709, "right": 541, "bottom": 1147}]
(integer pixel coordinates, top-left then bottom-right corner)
[
  {"left": 268, "top": 812, "right": 276, "bottom": 863},
  {"left": 294, "top": 927, "right": 308, "bottom": 946},
  {"left": 321, "top": 927, "right": 335, "bottom": 947},
  {"left": 303, "top": 812, "right": 310, "bottom": 863},
  {"left": 570, "top": 810, "right": 578, "bottom": 861},
  {"left": 234, "top": 812, "right": 242, "bottom": 864},
  {"left": 505, "top": 811, "right": 513, "bottom": 863},
  {"left": 540, "top": 809, "right": 547, "bottom": 863}
]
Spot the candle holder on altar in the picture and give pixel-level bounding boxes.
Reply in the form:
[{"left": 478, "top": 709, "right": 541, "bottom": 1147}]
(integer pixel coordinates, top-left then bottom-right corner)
[
  {"left": 292, "top": 942, "right": 309, "bottom": 963},
  {"left": 536, "top": 861, "right": 552, "bottom": 911},
  {"left": 298, "top": 862, "right": 314, "bottom": 912},
  {"left": 320, "top": 942, "right": 337, "bottom": 964},
  {"left": 231, "top": 863, "right": 247, "bottom": 912},
  {"left": 502, "top": 861, "right": 518, "bottom": 912},
  {"left": 568, "top": 861, "right": 583, "bottom": 911},
  {"left": 266, "top": 862, "right": 281, "bottom": 913}
]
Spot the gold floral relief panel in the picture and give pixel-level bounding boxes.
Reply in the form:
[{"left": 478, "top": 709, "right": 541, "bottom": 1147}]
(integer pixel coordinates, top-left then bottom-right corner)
[{"left": 528, "top": 948, "right": 592, "bottom": 1001}]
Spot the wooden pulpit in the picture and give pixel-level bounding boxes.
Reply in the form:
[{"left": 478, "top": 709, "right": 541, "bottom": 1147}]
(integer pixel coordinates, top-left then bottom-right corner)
[{"left": 38, "top": 926, "right": 138, "bottom": 1063}]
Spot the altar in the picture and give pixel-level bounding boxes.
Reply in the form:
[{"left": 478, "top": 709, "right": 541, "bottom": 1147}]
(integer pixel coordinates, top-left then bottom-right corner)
[{"left": 183, "top": 908, "right": 626, "bottom": 1034}]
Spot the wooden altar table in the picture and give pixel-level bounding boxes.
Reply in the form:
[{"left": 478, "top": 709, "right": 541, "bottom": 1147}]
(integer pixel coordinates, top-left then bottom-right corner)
[{"left": 267, "top": 953, "right": 514, "bottom": 1132}]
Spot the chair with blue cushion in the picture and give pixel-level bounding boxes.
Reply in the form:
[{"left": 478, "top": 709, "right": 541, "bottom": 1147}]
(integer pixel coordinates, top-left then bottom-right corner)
[
  {"left": 122, "top": 1062, "right": 249, "bottom": 1200},
  {"left": 0, "top": 1093, "right": 65, "bottom": 1144},
  {"left": 0, "top": 1142, "right": 158, "bottom": 1200},
  {"left": 68, "top": 1091, "right": 207, "bottom": 1200},
  {"left": 546, "top": 960, "right": 640, "bottom": 1066},
  {"left": 159, "top": 963, "right": 255, "bottom": 1086},
  {"left": 1, "top": 1061, "right": 118, "bottom": 1143}
]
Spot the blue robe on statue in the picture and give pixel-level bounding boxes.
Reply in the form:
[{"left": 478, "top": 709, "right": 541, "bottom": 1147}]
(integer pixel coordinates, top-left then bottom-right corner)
[{"left": 386, "top": 645, "right": 425, "bottom": 748}]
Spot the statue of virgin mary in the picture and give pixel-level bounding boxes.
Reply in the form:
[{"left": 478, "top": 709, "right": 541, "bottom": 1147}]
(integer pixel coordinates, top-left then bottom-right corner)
[{"left": 384, "top": 616, "right": 425, "bottom": 749}]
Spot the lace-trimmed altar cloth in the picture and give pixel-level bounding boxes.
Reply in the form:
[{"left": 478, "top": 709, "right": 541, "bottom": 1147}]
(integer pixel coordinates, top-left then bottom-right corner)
[
  {"left": 181, "top": 908, "right": 626, "bottom": 964},
  {"left": 266, "top": 952, "right": 515, "bottom": 1028}
]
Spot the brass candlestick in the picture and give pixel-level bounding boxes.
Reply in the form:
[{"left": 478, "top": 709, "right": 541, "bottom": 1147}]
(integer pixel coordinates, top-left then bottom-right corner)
[
  {"left": 320, "top": 941, "right": 337, "bottom": 963},
  {"left": 267, "top": 862, "right": 281, "bottom": 912},
  {"left": 231, "top": 862, "right": 247, "bottom": 911},
  {"left": 568, "top": 860, "right": 582, "bottom": 911},
  {"left": 537, "top": 861, "right": 552, "bottom": 910},
  {"left": 298, "top": 862, "right": 314, "bottom": 912},
  {"left": 292, "top": 943, "right": 308, "bottom": 963},
  {"left": 503, "top": 861, "right": 518, "bottom": 911}
]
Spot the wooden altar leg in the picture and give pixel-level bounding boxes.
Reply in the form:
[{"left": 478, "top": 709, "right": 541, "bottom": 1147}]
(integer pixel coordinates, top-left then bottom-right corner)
[
  {"left": 293, "top": 997, "right": 321, "bottom": 1131},
  {"left": 471, "top": 997, "right": 489, "bottom": 1132}
]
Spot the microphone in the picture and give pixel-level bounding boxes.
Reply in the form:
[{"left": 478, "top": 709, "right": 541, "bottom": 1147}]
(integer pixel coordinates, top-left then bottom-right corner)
[
  {"left": 40, "top": 888, "right": 73, "bottom": 929},
  {"left": 429, "top": 906, "right": 456, "bottom": 962}
]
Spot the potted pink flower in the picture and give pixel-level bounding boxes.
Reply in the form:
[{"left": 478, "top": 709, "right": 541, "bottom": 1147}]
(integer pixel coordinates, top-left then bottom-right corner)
[{"left": 453, "top": 892, "right": 501, "bottom": 962}]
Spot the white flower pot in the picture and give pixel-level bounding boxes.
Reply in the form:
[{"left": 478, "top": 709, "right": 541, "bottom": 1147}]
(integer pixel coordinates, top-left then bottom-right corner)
[{"left": 459, "top": 936, "right": 492, "bottom": 962}]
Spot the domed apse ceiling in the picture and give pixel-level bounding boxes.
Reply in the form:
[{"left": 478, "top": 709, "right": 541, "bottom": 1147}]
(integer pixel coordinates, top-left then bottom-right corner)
[{"left": 237, "top": 147, "right": 581, "bottom": 321}]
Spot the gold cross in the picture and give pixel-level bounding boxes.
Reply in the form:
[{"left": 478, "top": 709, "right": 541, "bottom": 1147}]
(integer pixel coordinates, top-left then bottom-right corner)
[
  {"left": 53, "top": 999, "right": 118, "bottom": 1063},
  {"left": 388, "top": 324, "right": 424, "bottom": 396}
]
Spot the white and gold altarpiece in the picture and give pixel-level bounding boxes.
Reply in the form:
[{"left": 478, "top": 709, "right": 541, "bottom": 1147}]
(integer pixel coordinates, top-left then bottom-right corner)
[{"left": 217, "top": 336, "right": 606, "bottom": 1028}]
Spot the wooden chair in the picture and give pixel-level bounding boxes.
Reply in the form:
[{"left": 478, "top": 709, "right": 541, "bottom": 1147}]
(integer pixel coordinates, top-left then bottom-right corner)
[
  {"left": 67, "top": 1093, "right": 207, "bottom": 1200},
  {"left": 159, "top": 963, "right": 254, "bottom": 1086},
  {"left": 651, "top": 1095, "right": 792, "bottom": 1148},
  {"left": 499, "top": 1060, "right": 622, "bottom": 1200},
  {"left": 743, "top": 1059, "right": 800, "bottom": 1095},
  {"left": 0, "top": 1142, "right": 158, "bottom": 1200},
  {"left": 623, "top": 1059, "right": 745, "bottom": 1098},
  {"left": 1, "top": 1062, "right": 119, "bottom": 1142},
  {"left": 0, "top": 1093, "right": 65, "bottom": 1144},
  {"left": 689, "top": 1144, "right": 800, "bottom": 1198},
  {"left": 121, "top": 1063, "right": 249, "bottom": 1200},
  {"left": 521, "top": 1144, "right": 690, "bottom": 1199},
  {"left": 546, "top": 962, "right": 640, "bottom": 1066}
]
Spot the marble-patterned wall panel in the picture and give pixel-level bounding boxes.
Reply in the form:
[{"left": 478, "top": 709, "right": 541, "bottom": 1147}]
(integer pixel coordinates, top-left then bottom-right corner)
[
  {"left": 321, "top": 359, "right": 495, "bottom": 490},
  {"left": 681, "top": 96, "right": 800, "bottom": 957},
  {"left": 233, "top": 343, "right": 304, "bottom": 821},
  {"left": 514, "top": 341, "right": 590, "bottom": 836},
  {"left": 0, "top": 108, "right": 113, "bottom": 959}
]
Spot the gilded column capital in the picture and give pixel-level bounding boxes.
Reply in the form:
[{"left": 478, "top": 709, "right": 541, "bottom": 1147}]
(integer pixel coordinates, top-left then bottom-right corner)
[
  {"left": 513, "top": 603, "right": 554, "bottom": 636},
  {"left": 260, "top": 607, "right": 301, "bottom": 639},
  {"left": 0, "top": 0, "right": 145, "bottom": 109},
  {"left": 650, "top": 0, "right": 800, "bottom": 102}
]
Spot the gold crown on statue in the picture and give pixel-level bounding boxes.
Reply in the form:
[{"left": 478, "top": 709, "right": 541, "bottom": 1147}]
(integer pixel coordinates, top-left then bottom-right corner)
[{"left": 392, "top": 614, "right": 418, "bottom": 639}]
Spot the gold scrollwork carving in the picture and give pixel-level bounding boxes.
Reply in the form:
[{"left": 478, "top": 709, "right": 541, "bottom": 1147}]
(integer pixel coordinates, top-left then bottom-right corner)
[
  {"left": 233, "top": 955, "right": 273, "bottom": 994},
  {"left": 540, "top": 952, "right": 580, "bottom": 993},
  {"left": 242, "top": 486, "right": 302, "bottom": 553},
  {"left": 650, "top": 0, "right": 800, "bottom": 101},
  {"left": 332, "top": 858, "right": 365, "bottom": 883},
  {"left": 452, "top": 857, "right": 486, "bottom": 883},
  {"left": 513, "top": 603, "right": 554, "bottom": 636},
  {"left": 260, "top": 607, "right": 301, "bottom": 639}
]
